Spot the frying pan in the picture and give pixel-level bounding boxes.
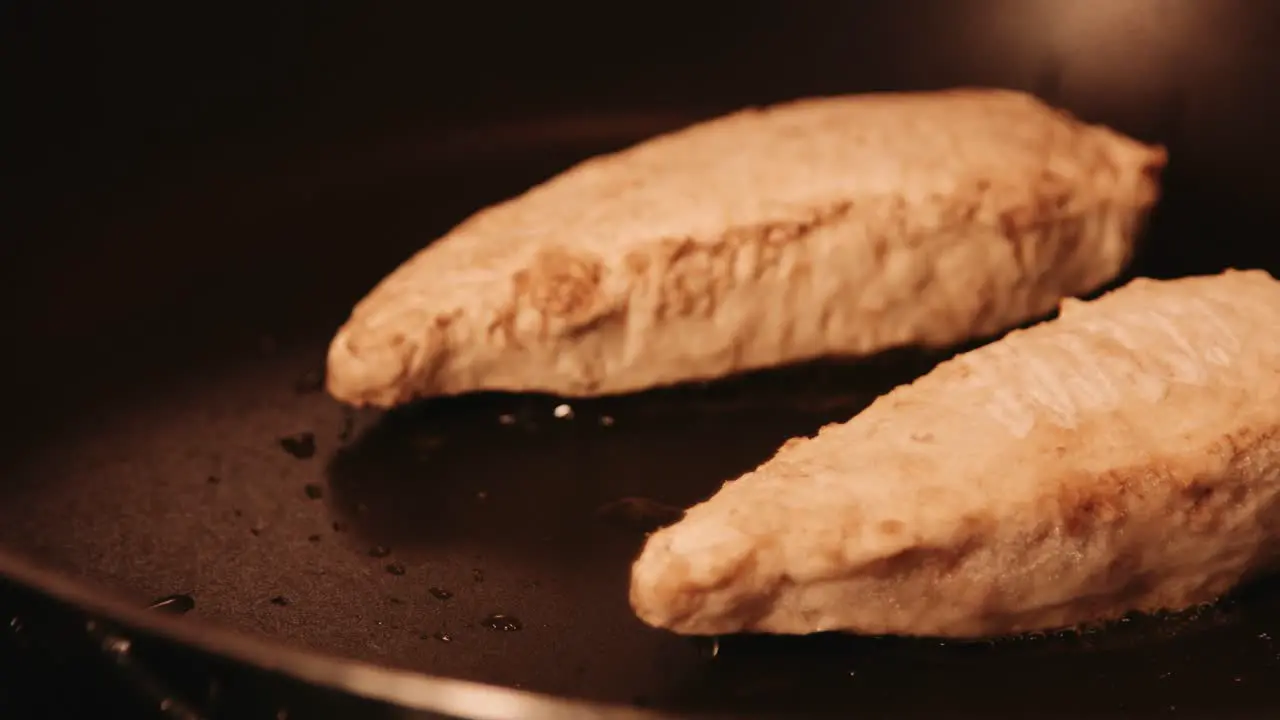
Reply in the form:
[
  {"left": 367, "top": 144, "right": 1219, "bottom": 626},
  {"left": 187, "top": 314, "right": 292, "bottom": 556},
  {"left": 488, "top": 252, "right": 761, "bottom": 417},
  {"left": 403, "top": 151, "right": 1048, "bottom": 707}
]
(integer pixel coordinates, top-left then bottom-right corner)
[{"left": 7, "top": 2, "right": 1280, "bottom": 718}]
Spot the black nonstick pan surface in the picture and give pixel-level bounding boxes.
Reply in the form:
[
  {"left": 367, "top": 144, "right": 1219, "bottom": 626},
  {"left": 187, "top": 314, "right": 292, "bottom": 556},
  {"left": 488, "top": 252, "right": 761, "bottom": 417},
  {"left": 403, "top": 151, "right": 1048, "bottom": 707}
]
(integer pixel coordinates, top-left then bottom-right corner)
[{"left": 7, "top": 3, "right": 1280, "bottom": 718}]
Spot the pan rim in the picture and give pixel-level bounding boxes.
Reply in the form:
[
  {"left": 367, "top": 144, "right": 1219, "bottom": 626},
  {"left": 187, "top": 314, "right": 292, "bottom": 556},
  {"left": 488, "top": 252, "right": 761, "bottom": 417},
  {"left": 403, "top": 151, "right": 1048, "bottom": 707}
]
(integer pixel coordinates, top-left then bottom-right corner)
[{"left": 0, "top": 544, "right": 688, "bottom": 720}]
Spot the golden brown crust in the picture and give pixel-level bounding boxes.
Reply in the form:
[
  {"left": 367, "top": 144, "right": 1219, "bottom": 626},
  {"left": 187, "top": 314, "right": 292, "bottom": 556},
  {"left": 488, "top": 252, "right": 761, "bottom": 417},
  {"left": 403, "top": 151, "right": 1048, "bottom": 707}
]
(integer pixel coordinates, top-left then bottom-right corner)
[
  {"left": 629, "top": 269, "right": 1280, "bottom": 638},
  {"left": 326, "top": 88, "right": 1166, "bottom": 407}
]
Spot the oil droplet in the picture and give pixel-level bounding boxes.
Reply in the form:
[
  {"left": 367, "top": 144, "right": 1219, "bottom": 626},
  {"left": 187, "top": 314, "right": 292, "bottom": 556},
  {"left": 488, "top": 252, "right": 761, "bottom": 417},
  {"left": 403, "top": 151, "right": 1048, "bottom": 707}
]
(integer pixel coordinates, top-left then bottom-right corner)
[
  {"left": 692, "top": 636, "right": 720, "bottom": 658},
  {"left": 476, "top": 491, "right": 488, "bottom": 501},
  {"left": 598, "top": 415, "right": 615, "bottom": 427},
  {"left": 105, "top": 636, "right": 131, "bottom": 655},
  {"left": 691, "top": 635, "right": 721, "bottom": 661},
  {"left": 1260, "top": 633, "right": 1273, "bottom": 641},
  {"left": 386, "top": 562, "right": 407, "bottom": 576},
  {"left": 147, "top": 594, "right": 196, "bottom": 615},
  {"left": 432, "top": 632, "right": 453, "bottom": 643},
  {"left": 472, "top": 569, "right": 485, "bottom": 583},
  {"left": 304, "top": 483, "right": 324, "bottom": 500},
  {"left": 412, "top": 435, "right": 446, "bottom": 455},
  {"left": 498, "top": 414, "right": 517, "bottom": 425},
  {"left": 429, "top": 587, "right": 454, "bottom": 601},
  {"left": 481, "top": 613, "right": 523, "bottom": 632},
  {"left": 369, "top": 545, "right": 392, "bottom": 558},
  {"left": 270, "top": 596, "right": 290, "bottom": 606},
  {"left": 279, "top": 432, "right": 317, "bottom": 459},
  {"left": 553, "top": 404, "right": 574, "bottom": 419}
]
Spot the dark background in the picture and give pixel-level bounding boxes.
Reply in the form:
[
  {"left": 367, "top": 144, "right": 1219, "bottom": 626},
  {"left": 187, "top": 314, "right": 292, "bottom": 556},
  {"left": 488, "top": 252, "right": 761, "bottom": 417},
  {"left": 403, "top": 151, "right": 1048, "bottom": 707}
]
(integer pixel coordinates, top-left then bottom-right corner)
[
  {"left": 10, "top": 1, "right": 1280, "bottom": 228},
  {"left": 8, "top": 1, "right": 1280, "bottom": 332}
]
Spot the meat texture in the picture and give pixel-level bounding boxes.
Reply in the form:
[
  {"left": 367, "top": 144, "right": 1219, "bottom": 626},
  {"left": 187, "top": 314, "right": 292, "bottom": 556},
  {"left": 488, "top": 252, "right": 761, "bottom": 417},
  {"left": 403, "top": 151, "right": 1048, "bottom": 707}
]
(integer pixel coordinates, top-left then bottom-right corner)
[
  {"left": 326, "top": 88, "right": 1165, "bottom": 407},
  {"left": 630, "top": 269, "right": 1280, "bottom": 638}
]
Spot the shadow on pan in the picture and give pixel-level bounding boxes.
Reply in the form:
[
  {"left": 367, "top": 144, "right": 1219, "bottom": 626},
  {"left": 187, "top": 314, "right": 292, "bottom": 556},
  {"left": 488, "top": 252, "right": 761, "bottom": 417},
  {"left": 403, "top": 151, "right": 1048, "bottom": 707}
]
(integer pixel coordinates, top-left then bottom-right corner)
[{"left": 5, "top": 27, "right": 1280, "bottom": 716}]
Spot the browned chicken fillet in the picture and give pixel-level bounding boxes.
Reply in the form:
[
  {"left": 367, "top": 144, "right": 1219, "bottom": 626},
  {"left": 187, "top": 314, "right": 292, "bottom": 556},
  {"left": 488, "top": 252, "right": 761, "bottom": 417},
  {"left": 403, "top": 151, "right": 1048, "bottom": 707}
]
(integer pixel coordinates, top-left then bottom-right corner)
[
  {"left": 326, "top": 88, "right": 1165, "bottom": 408},
  {"left": 631, "top": 269, "right": 1280, "bottom": 638}
]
